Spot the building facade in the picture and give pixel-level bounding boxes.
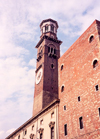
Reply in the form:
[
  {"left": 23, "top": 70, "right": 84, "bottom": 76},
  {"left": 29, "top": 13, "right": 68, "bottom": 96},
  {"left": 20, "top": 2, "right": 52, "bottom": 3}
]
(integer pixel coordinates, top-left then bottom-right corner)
[
  {"left": 6, "top": 19, "right": 100, "bottom": 139},
  {"left": 58, "top": 20, "right": 100, "bottom": 139}
]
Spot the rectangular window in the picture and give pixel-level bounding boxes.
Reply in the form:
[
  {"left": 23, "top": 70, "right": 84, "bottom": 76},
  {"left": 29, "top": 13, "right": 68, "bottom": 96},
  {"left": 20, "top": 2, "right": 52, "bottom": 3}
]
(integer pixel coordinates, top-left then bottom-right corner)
[
  {"left": 51, "top": 127, "right": 54, "bottom": 139},
  {"left": 64, "top": 124, "right": 67, "bottom": 136},
  {"left": 78, "top": 96, "right": 80, "bottom": 102},
  {"left": 64, "top": 105, "right": 66, "bottom": 110},
  {"left": 79, "top": 117, "right": 83, "bottom": 129},
  {"left": 95, "top": 85, "right": 99, "bottom": 91},
  {"left": 98, "top": 108, "right": 100, "bottom": 118}
]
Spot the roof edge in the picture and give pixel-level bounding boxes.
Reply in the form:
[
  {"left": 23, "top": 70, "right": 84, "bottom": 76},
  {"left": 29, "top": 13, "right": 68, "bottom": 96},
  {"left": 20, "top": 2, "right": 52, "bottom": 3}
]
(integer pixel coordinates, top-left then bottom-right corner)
[
  {"left": 40, "top": 18, "right": 58, "bottom": 28},
  {"left": 5, "top": 99, "right": 60, "bottom": 139}
]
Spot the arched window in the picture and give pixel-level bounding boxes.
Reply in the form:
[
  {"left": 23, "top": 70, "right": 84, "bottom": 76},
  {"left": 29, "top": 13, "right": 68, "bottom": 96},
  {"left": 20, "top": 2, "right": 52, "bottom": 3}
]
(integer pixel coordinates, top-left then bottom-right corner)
[
  {"left": 61, "top": 65, "right": 64, "bottom": 70},
  {"left": 93, "top": 59, "right": 98, "bottom": 68},
  {"left": 45, "top": 25, "right": 48, "bottom": 32},
  {"left": 51, "top": 63, "right": 54, "bottom": 69},
  {"left": 61, "top": 85, "right": 64, "bottom": 92},
  {"left": 48, "top": 44, "right": 56, "bottom": 58},
  {"left": 51, "top": 25, "right": 54, "bottom": 32},
  {"left": 89, "top": 35, "right": 94, "bottom": 43}
]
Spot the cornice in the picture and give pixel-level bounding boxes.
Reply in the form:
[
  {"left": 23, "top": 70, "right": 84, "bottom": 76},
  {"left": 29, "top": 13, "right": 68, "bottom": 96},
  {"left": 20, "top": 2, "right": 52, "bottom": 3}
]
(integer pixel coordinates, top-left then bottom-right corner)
[
  {"left": 35, "top": 35, "right": 62, "bottom": 48},
  {"left": 5, "top": 99, "right": 60, "bottom": 139}
]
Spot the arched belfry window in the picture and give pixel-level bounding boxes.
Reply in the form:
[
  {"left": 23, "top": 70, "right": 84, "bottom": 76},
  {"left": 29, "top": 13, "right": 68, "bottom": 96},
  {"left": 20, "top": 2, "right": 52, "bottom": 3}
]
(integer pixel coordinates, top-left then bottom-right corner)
[
  {"left": 48, "top": 45, "right": 57, "bottom": 58},
  {"left": 51, "top": 25, "right": 54, "bottom": 32},
  {"left": 93, "top": 59, "right": 98, "bottom": 68},
  {"left": 45, "top": 25, "right": 48, "bottom": 32}
]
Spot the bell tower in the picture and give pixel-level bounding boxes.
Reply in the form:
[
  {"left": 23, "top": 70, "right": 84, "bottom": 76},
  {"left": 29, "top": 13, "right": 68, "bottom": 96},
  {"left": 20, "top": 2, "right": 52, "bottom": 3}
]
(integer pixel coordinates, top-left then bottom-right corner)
[{"left": 33, "top": 19, "right": 62, "bottom": 116}]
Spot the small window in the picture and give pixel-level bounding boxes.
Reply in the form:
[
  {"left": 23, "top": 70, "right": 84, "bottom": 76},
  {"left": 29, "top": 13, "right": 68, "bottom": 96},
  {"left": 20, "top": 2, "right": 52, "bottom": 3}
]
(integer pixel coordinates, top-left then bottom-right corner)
[
  {"left": 79, "top": 117, "right": 83, "bottom": 129},
  {"left": 98, "top": 108, "right": 100, "bottom": 118},
  {"left": 93, "top": 59, "right": 98, "bottom": 68},
  {"left": 39, "top": 46, "right": 43, "bottom": 55},
  {"left": 51, "top": 25, "right": 54, "bottom": 32},
  {"left": 24, "top": 129, "right": 27, "bottom": 136},
  {"left": 40, "top": 119, "right": 43, "bottom": 125},
  {"left": 18, "top": 135, "right": 20, "bottom": 139},
  {"left": 61, "top": 85, "right": 64, "bottom": 92},
  {"left": 51, "top": 127, "right": 54, "bottom": 139},
  {"left": 32, "top": 125, "right": 34, "bottom": 130},
  {"left": 78, "top": 96, "right": 80, "bottom": 102},
  {"left": 95, "top": 85, "right": 99, "bottom": 91},
  {"left": 48, "top": 47, "right": 50, "bottom": 53},
  {"left": 51, "top": 48, "right": 53, "bottom": 54},
  {"left": 45, "top": 26, "right": 48, "bottom": 32},
  {"left": 51, "top": 64, "right": 54, "bottom": 69},
  {"left": 54, "top": 49, "right": 56, "bottom": 54},
  {"left": 89, "top": 35, "right": 94, "bottom": 43},
  {"left": 64, "top": 105, "right": 66, "bottom": 110},
  {"left": 61, "top": 65, "right": 63, "bottom": 70},
  {"left": 25, "top": 130, "right": 27, "bottom": 135},
  {"left": 64, "top": 124, "right": 67, "bottom": 136},
  {"left": 51, "top": 112, "right": 54, "bottom": 118}
]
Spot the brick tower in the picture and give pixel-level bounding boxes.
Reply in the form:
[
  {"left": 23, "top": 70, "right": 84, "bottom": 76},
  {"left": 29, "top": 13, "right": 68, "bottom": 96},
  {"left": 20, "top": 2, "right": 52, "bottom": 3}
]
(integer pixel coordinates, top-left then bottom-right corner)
[{"left": 33, "top": 19, "right": 62, "bottom": 116}]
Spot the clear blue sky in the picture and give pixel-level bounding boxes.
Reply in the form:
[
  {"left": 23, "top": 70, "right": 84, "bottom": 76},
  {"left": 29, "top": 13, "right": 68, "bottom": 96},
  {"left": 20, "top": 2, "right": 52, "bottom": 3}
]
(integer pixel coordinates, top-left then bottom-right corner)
[{"left": 0, "top": 0, "right": 100, "bottom": 138}]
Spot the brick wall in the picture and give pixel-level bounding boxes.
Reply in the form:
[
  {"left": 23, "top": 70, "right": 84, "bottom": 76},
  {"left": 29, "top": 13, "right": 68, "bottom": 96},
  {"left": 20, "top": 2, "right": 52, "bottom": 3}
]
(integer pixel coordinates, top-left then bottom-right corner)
[{"left": 58, "top": 20, "right": 100, "bottom": 139}]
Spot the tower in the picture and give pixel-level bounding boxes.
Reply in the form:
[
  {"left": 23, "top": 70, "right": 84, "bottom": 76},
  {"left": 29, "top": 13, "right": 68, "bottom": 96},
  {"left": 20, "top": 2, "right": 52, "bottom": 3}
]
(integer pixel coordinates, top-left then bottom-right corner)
[{"left": 33, "top": 19, "right": 62, "bottom": 116}]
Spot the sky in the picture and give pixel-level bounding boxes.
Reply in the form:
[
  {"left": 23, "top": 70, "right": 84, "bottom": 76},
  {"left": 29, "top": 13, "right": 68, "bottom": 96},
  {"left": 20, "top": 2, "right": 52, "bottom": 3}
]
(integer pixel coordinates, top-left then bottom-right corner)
[{"left": 0, "top": 0, "right": 100, "bottom": 138}]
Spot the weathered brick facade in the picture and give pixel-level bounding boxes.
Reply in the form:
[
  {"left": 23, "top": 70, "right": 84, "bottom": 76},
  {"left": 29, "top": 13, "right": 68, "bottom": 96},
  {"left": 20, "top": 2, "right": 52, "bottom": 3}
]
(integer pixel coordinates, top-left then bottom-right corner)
[{"left": 58, "top": 20, "right": 100, "bottom": 139}]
